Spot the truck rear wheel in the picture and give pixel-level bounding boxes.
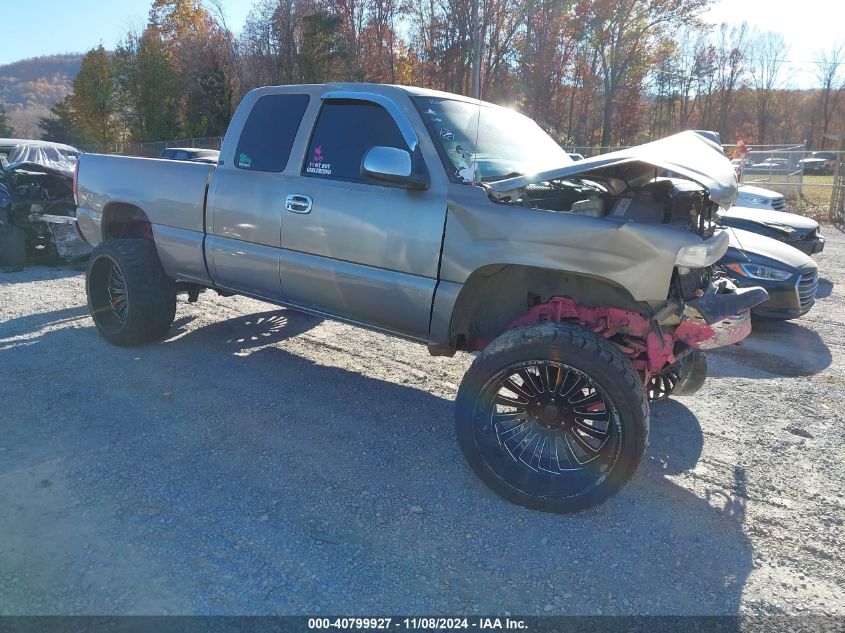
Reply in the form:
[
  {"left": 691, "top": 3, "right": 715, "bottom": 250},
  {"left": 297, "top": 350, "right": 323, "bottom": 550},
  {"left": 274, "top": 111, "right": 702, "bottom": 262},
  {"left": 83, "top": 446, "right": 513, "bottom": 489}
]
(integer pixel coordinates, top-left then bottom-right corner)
[
  {"left": 86, "top": 239, "right": 176, "bottom": 346},
  {"left": 455, "top": 322, "right": 649, "bottom": 513}
]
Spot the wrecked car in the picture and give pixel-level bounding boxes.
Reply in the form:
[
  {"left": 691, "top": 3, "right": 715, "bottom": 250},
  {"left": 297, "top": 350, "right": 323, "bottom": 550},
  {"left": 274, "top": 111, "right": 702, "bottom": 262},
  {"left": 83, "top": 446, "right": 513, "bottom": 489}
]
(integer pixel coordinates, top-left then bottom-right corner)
[
  {"left": 733, "top": 183, "right": 787, "bottom": 211},
  {"left": 0, "top": 139, "right": 92, "bottom": 270},
  {"left": 719, "top": 227, "right": 819, "bottom": 320},
  {"left": 74, "top": 84, "right": 767, "bottom": 513},
  {"left": 718, "top": 205, "right": 824, "bottom": 256}
]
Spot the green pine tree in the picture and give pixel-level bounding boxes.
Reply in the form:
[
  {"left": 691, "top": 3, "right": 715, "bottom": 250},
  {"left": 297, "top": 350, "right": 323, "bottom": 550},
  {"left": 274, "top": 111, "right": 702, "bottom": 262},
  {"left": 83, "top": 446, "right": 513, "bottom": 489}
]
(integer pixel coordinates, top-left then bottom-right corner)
[
  {"left": 71, "top": 45, "right": 120, "bottom": 146},
  {"left": 38, "top": 96, "right": 78, "bottom": 143},
  {"left": 0, "top": 101, "right": 15, "bottom": 137}
]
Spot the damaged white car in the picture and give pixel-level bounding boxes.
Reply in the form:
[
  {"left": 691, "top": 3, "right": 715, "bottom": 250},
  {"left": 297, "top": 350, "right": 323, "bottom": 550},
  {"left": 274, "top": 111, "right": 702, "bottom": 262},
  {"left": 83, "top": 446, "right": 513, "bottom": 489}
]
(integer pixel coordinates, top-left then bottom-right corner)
[{"left": 0, "top": 139, "right": 92, "bottom": 270}]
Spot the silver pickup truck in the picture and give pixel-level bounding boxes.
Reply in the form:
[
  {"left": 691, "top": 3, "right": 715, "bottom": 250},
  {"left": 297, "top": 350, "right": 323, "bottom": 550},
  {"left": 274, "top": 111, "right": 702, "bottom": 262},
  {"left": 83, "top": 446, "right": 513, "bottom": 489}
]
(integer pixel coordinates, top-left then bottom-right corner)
[{"left": 74, "top": 83, "right": 766, "bottom": 513}]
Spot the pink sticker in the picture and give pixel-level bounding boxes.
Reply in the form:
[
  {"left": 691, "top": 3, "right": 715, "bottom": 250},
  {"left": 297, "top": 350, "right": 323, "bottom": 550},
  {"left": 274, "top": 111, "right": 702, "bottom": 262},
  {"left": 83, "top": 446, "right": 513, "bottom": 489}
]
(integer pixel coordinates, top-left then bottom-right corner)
[{"left": 306, "top": 144, "right": 332, "bottom": 175}]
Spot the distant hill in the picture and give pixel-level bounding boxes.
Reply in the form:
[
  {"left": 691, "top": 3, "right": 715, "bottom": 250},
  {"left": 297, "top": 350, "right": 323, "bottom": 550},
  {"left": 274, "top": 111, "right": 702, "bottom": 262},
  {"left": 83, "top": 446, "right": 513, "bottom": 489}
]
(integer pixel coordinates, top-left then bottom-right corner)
[{"left": 0, "top": 54, "right": 82, "bottom": 138}]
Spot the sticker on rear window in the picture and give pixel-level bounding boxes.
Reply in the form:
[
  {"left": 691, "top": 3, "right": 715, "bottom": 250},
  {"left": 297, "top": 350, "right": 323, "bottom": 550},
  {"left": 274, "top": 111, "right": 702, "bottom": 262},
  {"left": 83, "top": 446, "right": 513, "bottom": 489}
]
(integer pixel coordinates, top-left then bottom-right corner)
[
  {"left": 306, "top": 145, "right": 332, "bottom": 175},
  {"left": 238, "top": 153, "right": 252, "bottom": 168}
]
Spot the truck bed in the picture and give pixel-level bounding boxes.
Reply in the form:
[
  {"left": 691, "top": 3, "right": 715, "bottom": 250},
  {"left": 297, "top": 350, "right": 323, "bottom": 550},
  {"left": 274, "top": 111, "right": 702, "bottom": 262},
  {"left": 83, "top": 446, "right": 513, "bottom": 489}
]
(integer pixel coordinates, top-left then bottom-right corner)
[
  {"left": 76, "top": 154, "right": 214, "bottom": 235},
  {"left": 76, "top": 153, "right": 216, "bottom": 284}
]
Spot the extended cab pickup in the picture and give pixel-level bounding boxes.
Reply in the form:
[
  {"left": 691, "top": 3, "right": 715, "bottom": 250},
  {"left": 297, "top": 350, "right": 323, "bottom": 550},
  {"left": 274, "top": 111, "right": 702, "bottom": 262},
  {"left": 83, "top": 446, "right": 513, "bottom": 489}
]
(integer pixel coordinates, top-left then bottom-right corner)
[{"left": 75, "top": 83, "right": 767, "bottom": 513}]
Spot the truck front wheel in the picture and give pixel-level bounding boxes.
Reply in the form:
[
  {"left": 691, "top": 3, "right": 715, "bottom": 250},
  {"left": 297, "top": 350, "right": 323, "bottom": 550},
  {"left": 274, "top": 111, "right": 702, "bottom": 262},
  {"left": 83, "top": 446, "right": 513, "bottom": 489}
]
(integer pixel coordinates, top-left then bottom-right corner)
[
  {"left": 455, "top": 322, "right": 649, "bottom": 513},
  {"left": 86, "top": 239, "right": 176, "bottom": 346}
]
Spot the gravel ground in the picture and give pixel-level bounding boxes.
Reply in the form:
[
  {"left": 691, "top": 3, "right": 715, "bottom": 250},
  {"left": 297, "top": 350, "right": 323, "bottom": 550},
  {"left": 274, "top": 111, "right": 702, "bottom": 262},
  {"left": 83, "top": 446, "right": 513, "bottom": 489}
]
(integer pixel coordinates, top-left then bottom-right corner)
[{"left": 1, "top": 227, "right": 843, "bottom": 616}]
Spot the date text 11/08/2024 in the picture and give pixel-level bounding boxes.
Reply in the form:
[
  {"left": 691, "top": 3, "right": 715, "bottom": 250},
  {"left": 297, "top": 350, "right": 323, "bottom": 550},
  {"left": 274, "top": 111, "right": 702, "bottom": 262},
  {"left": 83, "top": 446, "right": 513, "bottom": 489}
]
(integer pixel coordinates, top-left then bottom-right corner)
[{"left": 307, "top": 618, "right": 528, "bottom": 630}]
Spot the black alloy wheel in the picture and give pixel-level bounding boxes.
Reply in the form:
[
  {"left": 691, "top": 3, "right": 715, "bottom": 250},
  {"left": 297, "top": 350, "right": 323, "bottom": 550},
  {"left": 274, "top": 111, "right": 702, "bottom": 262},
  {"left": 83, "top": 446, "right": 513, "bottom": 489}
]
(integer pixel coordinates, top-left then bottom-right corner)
[{"left": 455, "top": 323, "right": 648, "bottom": 513}]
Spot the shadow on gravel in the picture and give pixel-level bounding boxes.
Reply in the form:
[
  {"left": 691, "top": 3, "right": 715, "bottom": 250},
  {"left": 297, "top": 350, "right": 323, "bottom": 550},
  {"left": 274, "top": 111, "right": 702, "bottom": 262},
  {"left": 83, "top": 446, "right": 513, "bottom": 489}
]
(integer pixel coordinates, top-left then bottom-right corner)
[
  {"left": 709, "top": 319, "right": 831, "bottom": 378},
  {"left": 816, "top": 277, "right": 833, "bottom": 299},
  {"left": 164, "top": 308, "right": 322, "bottom": 352},
  {"left": 0, "top": 304, "right": 88, "bottom": 338},
  {"left": 0, "top": 308, "right": 753, "bottom": 616},
  {"left": 646, "top": 398, "right": 704, "bottom": 475}
]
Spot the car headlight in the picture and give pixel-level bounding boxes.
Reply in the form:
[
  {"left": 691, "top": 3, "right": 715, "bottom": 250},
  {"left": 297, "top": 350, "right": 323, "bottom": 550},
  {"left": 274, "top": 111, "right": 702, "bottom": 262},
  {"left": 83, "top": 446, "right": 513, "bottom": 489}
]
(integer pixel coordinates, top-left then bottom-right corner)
[
  {"left": 676, "top": 232, "right": 729, "bottom": 268},
  {"left": 738, "top": 195, "right": 767, "bottom": 205},
  {"left": 725, "top": 262, "right": 792, "bottom": 281}
]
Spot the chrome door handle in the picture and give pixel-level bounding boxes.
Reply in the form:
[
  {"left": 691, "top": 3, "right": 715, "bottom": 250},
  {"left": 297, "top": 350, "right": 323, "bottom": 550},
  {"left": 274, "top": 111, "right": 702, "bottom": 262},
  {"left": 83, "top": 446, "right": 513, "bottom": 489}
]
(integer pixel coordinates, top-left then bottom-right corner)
[{"left": 285, "top": 194, "right": 313, "bottom": 214}]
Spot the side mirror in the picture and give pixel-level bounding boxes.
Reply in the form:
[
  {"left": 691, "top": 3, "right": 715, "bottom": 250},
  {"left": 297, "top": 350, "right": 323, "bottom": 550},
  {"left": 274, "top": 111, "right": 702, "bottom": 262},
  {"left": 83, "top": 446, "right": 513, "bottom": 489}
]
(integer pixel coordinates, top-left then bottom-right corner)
[{"left": 361, "top": 146, "right": 428, "bottom": 190}]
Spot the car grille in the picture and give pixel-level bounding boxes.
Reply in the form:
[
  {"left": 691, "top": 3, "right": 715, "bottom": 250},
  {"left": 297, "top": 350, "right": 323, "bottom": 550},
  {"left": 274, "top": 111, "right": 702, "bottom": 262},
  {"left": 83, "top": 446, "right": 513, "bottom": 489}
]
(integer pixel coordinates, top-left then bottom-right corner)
[
  {"left": 771, "top": 197, "right": 786, "bottom": 211},
  {"left": 797, "top": 269, "right": 819, "bottom": 311},
  {"left": 803, "top": 228, "right": 817, "bottom": 241}
]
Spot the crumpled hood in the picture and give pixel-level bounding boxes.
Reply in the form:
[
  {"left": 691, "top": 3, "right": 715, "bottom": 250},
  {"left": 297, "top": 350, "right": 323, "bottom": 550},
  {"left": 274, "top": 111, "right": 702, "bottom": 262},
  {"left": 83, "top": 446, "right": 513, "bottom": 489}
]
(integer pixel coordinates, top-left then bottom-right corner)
[
  {"left": 6, "top": 161, "right": 74, "bottom": 179},
  {"left": 725, "top": 227, "right": 815, "bottom": 269},
  {"left": 489, "top": 130, "right": 739, "bottom": 208},
  {"left": 719, "top": 206, "right": 818, "bottom": 232}
]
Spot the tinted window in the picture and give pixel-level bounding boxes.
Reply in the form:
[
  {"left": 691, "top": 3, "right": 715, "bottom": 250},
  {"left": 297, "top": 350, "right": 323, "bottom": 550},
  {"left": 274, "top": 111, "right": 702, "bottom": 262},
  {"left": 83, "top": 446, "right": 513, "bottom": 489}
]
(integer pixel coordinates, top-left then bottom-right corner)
[
  {"left": 304, "top": 100, "right": 407, "bottom": 182},
  {"left": 236, "top": 93, "right": 310, "bottom": 172}
]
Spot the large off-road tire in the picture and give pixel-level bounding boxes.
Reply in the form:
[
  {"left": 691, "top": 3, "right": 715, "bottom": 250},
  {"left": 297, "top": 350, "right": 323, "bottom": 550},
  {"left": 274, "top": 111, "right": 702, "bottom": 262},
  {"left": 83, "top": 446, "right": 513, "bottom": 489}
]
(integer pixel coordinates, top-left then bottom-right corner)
[
  {"left": 86, "top": 239, "right": 176, "bottom": 346},
  {"left": 455, "top": 322, "right": 649, "bottom": 513}
]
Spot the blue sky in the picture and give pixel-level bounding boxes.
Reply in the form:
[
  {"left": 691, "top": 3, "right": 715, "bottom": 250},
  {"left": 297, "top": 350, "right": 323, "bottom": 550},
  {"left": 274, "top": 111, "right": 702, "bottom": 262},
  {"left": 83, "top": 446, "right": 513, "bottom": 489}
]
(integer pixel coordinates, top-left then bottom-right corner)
[
  {"left": 1, "top": 0, "right": 253, "bottom": 65},
  {"left": 2, "top": 0, "right": 841, "bottom": 88}
]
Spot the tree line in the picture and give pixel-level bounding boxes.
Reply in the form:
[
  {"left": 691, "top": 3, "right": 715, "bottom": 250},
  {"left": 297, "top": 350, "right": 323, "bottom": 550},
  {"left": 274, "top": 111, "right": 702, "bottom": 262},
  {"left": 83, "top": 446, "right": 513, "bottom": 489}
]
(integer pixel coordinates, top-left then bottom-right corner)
[{"left": 31, "top": 0, "right": 845, "bottom": 151}]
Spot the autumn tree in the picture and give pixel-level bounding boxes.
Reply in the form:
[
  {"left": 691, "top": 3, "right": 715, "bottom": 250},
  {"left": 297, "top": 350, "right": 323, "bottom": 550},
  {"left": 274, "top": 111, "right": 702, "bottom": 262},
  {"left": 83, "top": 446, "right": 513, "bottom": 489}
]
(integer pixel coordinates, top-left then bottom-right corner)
[
  {"left": 239, "top": 0, "right": 348, "bottom": 89},
  {"left": 148, "top": 0, "right": 237, "bottom": 136},
  {"left": 749, "top": 31, "right": 787, "bottom": 144},
  {"left": 520, "top": 0, "right": 577, "bottom": 128},
  {"left": 814, "top": 44, "right": 845, "bottom": 149},
  {"left": 713, "top": 22, "right": 748, "bottom": 140},
  {"left": 0, "top": 102, "right": 14, "bottom": 136},
  {"left": 579, "top": 0, "right": 711, "bottom": 148}
]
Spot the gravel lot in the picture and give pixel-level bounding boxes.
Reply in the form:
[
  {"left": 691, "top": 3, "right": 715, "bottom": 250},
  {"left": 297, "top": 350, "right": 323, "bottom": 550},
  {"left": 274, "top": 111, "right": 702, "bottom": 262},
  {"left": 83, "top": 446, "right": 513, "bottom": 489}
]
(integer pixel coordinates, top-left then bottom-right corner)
[{"left": 1, "top": 227, "right": 843, "bottom": 616}]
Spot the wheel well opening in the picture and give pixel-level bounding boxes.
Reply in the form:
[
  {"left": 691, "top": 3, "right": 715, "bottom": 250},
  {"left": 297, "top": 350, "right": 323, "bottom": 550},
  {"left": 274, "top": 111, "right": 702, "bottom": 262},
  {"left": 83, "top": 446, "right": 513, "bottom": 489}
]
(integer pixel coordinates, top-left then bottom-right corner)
[
  {"left": 450, "top": 264, "right": 643, "bottom": 351},
  {"left": 102, "top": 202, "right": 153, "bottom": 241}
]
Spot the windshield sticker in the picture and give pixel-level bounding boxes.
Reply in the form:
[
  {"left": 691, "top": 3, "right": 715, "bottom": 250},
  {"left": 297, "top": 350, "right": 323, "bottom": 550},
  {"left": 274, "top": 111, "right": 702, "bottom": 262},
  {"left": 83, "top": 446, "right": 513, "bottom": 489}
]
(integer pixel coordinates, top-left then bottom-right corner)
[
  {"left": 454, "top": 144, "right": 472, "bottom": 159},
  {"left": 306, "top": 145, "right": 332, "bottom": 175},
  {"left": 440, "top": 128, "right": 454, "bottom": 140},
  {"left": 238, "top": 152, "right": 252, "bottom": 168},
  {"left": 425, "top": 108, "right": 442, "bottom": 122},
  {"left": 452, "top": 146, "right": 476, "bottom": 183}
]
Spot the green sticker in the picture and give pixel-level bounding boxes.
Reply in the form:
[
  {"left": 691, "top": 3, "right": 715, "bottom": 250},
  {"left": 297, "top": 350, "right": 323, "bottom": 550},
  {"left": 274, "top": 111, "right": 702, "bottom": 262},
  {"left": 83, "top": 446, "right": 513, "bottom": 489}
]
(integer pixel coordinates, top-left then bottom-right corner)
[{"left": 238, "top": 153, "right": 252, "bottom": 168}]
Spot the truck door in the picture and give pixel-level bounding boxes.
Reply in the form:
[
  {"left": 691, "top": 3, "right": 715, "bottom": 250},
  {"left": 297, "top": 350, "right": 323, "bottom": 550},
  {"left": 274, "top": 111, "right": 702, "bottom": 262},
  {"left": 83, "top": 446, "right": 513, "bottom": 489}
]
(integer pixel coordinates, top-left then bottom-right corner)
[
  {"left": 279, "top": 94, "right": 448, "bottom": 341},
  {"left": 206, "top": 92, "right": 310, "bottom": 299}
]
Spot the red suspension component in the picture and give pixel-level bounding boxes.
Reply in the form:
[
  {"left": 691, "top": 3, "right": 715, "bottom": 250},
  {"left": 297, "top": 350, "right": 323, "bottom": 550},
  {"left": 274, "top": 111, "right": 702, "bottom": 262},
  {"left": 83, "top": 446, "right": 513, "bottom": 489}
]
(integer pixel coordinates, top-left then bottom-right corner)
[{"left": 497, "top": 296, "right": 708, "bottom": 379}]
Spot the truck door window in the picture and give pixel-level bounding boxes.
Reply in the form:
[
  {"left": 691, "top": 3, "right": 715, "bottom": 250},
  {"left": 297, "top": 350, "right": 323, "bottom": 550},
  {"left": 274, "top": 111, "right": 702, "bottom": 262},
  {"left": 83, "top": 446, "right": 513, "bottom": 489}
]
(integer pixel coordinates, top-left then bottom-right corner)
[
  {"left": 235, "top": 93, "right": 310, "bottom": 172},
  {"left": 303, "top": 100, "right": 407, "bottom": 182}
]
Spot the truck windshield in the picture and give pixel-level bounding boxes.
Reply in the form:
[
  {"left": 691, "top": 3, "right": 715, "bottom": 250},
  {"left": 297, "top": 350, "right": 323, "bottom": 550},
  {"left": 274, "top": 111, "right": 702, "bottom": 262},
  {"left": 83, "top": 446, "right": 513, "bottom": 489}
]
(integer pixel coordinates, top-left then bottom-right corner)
[{"left": 413, "top": 96, "right": 571, "bottom": 184}]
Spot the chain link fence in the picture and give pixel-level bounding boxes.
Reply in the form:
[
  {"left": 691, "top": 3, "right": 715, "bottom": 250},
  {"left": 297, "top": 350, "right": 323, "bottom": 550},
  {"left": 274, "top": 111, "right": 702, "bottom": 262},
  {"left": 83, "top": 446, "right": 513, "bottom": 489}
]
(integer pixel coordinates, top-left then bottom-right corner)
[
  {"left": 724, "top": 143, "right": 806, "bottom": 198},
  {"left": 78, "top": 137, "right": 224, "bottom": 158}
]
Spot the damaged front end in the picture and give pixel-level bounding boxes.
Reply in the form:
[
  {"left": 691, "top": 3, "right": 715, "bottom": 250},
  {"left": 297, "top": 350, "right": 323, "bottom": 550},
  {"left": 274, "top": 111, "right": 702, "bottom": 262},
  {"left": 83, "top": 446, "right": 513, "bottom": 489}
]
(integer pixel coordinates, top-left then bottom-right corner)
[
  {"left": 0, "top": 161, "right": 92, "bottom": 270},
  {"left": 500, "top": 273, "right": 767, "bottom": 400},
  {"left": 477, "top": 131, "right": 768, "bottom": 397}
]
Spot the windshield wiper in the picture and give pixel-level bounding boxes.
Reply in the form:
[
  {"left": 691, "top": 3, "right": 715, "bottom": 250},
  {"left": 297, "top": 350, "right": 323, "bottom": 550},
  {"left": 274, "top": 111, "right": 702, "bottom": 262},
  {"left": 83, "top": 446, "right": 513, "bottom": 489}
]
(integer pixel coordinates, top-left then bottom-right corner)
[{"left": 480, "top": 171, "right": 523, "bottom": 183}]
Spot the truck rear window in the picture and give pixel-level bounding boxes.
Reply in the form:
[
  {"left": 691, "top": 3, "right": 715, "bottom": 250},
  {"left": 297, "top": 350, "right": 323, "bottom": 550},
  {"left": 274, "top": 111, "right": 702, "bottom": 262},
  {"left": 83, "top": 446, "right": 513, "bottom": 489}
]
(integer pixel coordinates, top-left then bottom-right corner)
[{"left": 235, "top": 93, "right": 310, "bottom": 172}]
